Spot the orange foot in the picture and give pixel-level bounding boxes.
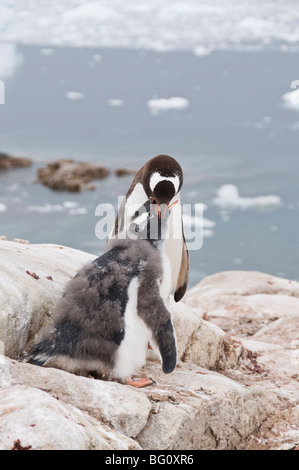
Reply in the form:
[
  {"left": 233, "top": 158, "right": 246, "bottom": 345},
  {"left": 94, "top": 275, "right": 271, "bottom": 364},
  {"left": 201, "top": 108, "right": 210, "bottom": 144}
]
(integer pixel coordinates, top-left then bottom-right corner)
[{"left": 126, "top": 377, "right": 156, "bottom": 388}]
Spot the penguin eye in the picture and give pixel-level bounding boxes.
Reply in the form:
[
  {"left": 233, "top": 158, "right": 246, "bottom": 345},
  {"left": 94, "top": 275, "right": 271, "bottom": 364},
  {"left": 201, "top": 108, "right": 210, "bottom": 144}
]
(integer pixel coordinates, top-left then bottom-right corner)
[
  {"left": 135, "top": 225, "right": 140, "bottom": 233},
  {"left": 135, "top": 211, "right": 139, "bottom": 217},
  {"left": 148, "top": 212, "right": 154, "bottom": 218}
]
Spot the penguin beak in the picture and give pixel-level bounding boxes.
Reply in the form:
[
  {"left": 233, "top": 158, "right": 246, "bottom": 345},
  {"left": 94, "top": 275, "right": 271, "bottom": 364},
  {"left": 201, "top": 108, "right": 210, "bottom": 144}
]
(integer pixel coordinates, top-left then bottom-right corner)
[
  {"left": 167, "top": 200, "right": 178, "bottom": 211},
  {"left": 162, "top": 200, "right": 178, "bottom": 218},
  {"left": 150, "top": 198, "right": 178, "bottom": 219}
]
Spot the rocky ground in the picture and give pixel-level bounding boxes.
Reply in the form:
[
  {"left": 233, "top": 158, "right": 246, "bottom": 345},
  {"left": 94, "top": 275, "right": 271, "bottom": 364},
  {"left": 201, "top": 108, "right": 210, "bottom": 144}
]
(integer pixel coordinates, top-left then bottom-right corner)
[{"left": 0, "top": 239, "right": 298, "bottom": 450}]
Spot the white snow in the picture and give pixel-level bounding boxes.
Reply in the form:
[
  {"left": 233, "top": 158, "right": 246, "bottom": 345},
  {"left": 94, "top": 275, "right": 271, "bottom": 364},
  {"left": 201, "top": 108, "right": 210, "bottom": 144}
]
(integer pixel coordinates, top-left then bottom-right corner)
[
  {"left": 1, "top": 1, "right": 298, "bottom": 53},
  {"left": 147, "top": 97, "right": 190, "bottom": 115},
  {"left": 213, "top": 185, "right": 282, "bottom": 210}
]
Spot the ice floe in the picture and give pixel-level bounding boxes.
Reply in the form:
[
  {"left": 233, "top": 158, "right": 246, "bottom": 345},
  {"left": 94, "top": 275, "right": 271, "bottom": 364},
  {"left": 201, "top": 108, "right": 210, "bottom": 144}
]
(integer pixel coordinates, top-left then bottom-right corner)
[
  {"left": 66, "top": 91, "right": 84, "bottom": 100},
  {"left": 40, "top": 48, "right": 54, "bottom": 56},
  {"left": 183, "top": 211, "right": 216, "bottom": 239},
  {"left": 26, "top": 202, "right": 88, "bottom": 215},
  {"left": 282, "top": 88, "right": 299, "bottom": 112},
  {"left": 108, "top": 99, "right": 124, "bottom": 107},
  {"left": 0, "top": 203, "right": 7, "bottom": 213},
  {"left": 213, "top": 185, "right": 282, "bottom": 210},
  {"left": 147, "top": 97, "right": 190, "bottom": 115},
  {"left": 0, "top": 43, "right": 22, "bottom": 78},
  {"left": 1, "top": 1, "right": 299, "bottom": 53}
]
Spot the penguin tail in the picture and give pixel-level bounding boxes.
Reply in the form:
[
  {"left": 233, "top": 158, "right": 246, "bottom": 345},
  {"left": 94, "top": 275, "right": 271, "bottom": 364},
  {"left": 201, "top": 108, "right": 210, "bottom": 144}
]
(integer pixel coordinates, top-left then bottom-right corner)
[{"left": 26, "top": 340, "right": 55, "bottom": 367}]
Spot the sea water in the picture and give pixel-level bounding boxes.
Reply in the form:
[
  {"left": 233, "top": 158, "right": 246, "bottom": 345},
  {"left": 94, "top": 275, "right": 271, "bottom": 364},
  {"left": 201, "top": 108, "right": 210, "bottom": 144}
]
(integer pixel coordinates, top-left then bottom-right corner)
[{"left": 0, "top": 1, "right": 299, "bottom": 287}]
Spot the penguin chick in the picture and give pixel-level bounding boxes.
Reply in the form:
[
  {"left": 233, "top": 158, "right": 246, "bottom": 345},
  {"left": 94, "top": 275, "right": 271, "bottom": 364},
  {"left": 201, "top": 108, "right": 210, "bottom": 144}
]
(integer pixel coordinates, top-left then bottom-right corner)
[{"left": 26, "top": 201, "right": 177, "bottom": 387}]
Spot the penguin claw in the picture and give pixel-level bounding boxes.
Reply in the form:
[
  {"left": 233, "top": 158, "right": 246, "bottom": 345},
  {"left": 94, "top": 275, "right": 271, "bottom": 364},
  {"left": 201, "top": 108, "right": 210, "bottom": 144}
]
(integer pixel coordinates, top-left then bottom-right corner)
[{"left": 126, "top": 377, "right": 156, "bottom": 388}]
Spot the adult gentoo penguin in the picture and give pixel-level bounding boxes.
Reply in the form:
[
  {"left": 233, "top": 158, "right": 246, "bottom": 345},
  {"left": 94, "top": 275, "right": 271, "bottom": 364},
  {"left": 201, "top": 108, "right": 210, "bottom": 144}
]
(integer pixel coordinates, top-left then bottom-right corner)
[
  {"left": 26, "top": 200, "right": 177, "bottom": 388},
  {"left": 109, "top": 154, "right": 189, "bottom": 302}
]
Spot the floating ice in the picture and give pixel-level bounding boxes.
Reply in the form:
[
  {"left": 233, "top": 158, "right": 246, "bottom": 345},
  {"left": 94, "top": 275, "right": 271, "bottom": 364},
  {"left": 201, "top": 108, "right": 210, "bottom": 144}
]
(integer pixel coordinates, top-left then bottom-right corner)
[
  {"left": 93, "top": 54, "right": 102, "bottom": 62},
  {"left": 0, "top": 43, "right": 22, "bottom": 78},
  {"left": 0, "top": 203, "right": 7, "bottom": 213},
  {"left": 193, "top": 45, "right": 213, "bottom": 57},
  {"left": 1, "top": 1, "right": 299, "bottom": 54},
  {"left": 40, "top": 48, "right": 54, "bottom": 56},
  {"left": 26, "top": 204, "right": 64, "bottom": 213},
  {"left": 183, "top": 213, "right": 215, "bottom": 229},
  {"left": 66, "top": 91, "right": 84, "bottom": 100},
  {"left": 203, "top": 229, "right": 214, "bottom": 238},
  {"left": 213, "top": 184, "right": 282, "bottom": 210},
  {"left": 108, "top": 99, "right": 124, "bottom": 107},
  {"left": 26, "top": 202, "right": 88, "bottom": 215},
  {"left": 183, "top": 212, "right": 216, "bottom": 238},
  {"left": 282, "top": 88, "right": 299, "bottom": 112},
  {"left": 63, "top": 201, "right": 79, "bottom": 209},
  {"left": 69, "top": 207, "right": 88, "bottom": 215},
  {"left": 147, "top": 97, "right": 190, "bottom": 115}
]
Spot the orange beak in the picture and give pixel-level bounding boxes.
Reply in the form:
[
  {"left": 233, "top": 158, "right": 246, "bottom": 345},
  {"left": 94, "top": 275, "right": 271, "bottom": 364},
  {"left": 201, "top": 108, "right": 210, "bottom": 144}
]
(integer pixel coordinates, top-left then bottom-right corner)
[{"left": 150, "top": 198, "right": 178, "bottom": 219}]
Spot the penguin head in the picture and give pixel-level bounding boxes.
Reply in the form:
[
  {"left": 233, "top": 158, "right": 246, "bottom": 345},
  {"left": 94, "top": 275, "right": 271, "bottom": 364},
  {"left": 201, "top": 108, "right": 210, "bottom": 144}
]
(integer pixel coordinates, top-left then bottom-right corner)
[
  {"left": 128, "top": 199, "right": 177, "bottom": 245},
  {"left": 142, "top": 155, "right": 183, "bottom": 210}
]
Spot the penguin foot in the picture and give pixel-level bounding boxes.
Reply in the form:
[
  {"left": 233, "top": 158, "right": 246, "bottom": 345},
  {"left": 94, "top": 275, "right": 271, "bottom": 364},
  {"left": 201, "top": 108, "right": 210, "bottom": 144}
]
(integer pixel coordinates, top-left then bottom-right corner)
[{"left": 126, "top": 377, "right": 156, "bottom": 388}]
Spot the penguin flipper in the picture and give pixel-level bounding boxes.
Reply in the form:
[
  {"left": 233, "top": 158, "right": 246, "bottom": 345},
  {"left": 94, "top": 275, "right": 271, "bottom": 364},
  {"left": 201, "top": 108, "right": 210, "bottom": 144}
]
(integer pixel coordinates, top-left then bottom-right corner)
[
  {"left": 156, "top": 318, "right": 177, "bottom": 374},
  {"left": 174, "top": 231, "right": 189, "bottom": 302},
  {"left": 138, "top": 291, "right": 177, "bottom": 374}
]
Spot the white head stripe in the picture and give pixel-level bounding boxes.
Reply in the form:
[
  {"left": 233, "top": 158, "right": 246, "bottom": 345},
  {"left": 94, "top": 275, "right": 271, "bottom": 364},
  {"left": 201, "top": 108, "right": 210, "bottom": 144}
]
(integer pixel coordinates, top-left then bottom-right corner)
[{"left": 149, "top": 172, "right": 180, "bottom": 194}]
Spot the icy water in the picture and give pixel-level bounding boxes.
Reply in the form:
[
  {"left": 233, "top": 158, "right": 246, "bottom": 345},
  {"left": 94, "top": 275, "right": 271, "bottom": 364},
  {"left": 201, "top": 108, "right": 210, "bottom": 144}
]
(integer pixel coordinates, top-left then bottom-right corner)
[{"left": 0, "top": 44, "right": 299, "bottom": 287}]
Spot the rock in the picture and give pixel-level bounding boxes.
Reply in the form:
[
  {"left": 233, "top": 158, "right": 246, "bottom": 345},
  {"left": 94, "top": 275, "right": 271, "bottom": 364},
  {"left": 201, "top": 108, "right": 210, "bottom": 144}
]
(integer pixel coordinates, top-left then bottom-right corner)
[
  {"left": 137, "top": 362, "right": 280, "bottom": 450},
  {"left": 37, "top": 159, "right": 110, "bottom": 192},
  {"left": 252, "top": 313, "right": 299, "bottom": 348},
  {"left": 240, "top": 312, "right": 299, "bottom": 399},
  {"left": 239, "top": 404, "right": 299, "bottom": 450},
  {"left": 0, "top": 243, "right": 297, "bottom": 450},
  {"left": 170, "top": 297, "right": 242, "bottom": 369},
  {"left": 0, "top": 385, "right": 140, "bottom": 450},
  {"left": 0, "top": 240, "right": 96, "bottom": 358},
  {"left": 186, "top": 270, "right": 299, "bottom": 298},
  {"left": 0, "top": 355, "right": 281, "bottom": 450},
  {"left": 183, "top": 270, "right": 299, "bottom": 448},
  {"left": 115, "top": 168, "right": 137, "bottom": 177},
  {"left": 1, "top": 356, "right": 152, "bottom": 439},
  {"left": 183, "top": 271, "right": 299, "bottom": 336},
  {"left": 0, "top": 152, "right": 32, "bottom": 170}
]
